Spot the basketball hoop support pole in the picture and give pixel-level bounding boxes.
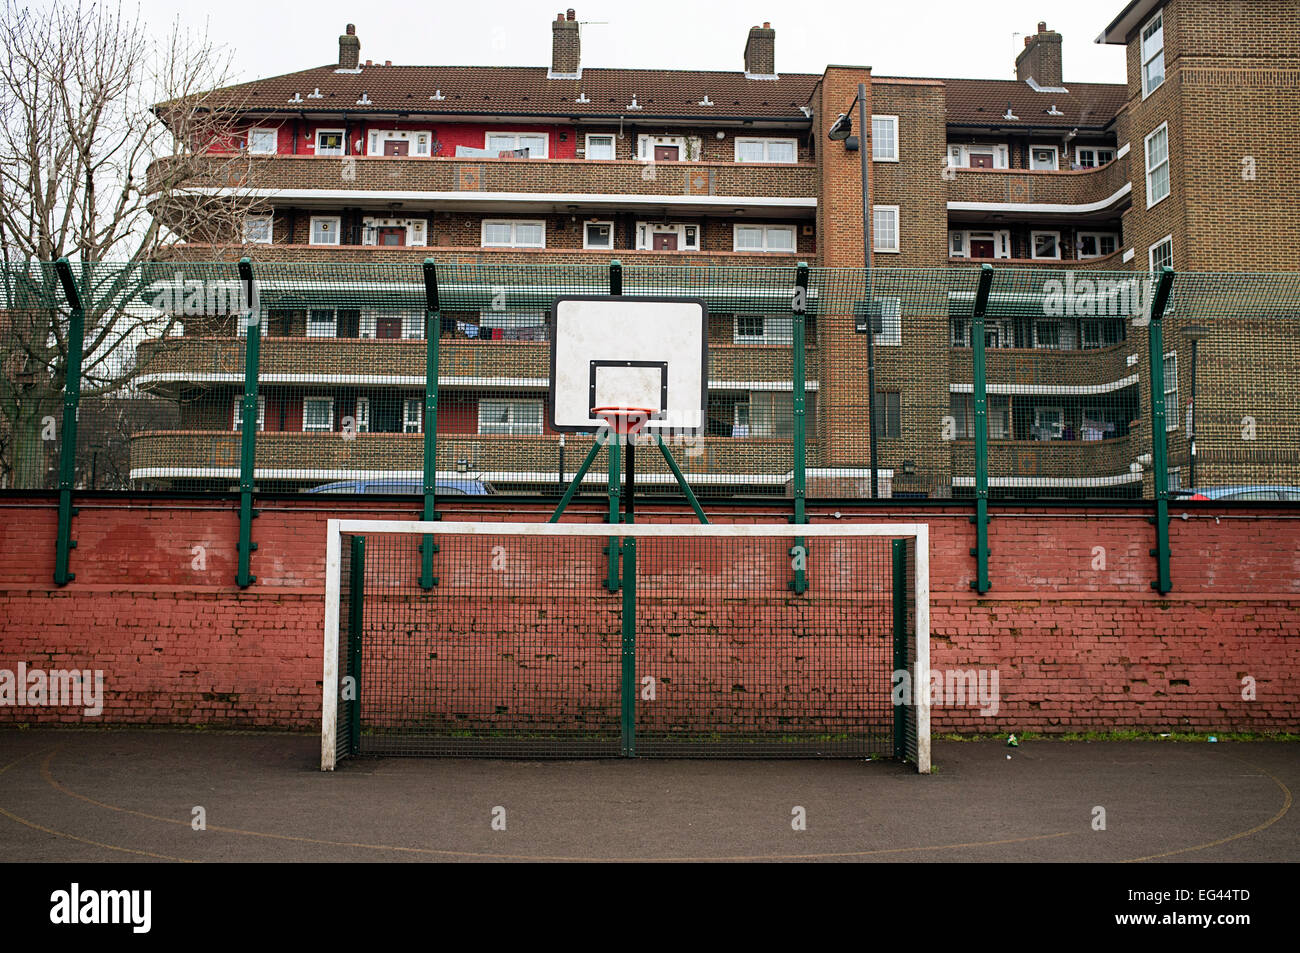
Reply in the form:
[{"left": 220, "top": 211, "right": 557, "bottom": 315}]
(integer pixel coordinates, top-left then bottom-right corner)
[
  {"left": 420, "top": 259, "right": 441, "bottom": 590},
  {"left": 607, "top": 260, "right": 624, "bottom": 590},
  {"left": 548, "top": 432, "right": 607, "bottom": 523}
]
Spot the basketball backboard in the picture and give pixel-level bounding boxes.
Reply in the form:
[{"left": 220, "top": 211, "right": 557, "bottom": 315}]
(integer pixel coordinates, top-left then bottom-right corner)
[{"left": 549, "top": 296, "right": 708, "bottom": 433}]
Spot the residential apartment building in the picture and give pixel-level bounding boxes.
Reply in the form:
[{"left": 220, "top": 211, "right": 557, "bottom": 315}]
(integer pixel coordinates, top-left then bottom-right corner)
[{"left": 132, "top": 1, "right": 1300, "bottom": 498}]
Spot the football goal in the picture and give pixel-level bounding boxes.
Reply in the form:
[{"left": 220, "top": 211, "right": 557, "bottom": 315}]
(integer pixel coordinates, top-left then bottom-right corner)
[{"left": 322, "top": 519, "right": 929, "bottom": 771}]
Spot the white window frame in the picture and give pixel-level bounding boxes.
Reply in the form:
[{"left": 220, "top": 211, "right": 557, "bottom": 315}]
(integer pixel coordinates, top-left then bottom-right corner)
[
  {"left": 1145, "top": 123, "right": 1171, "bottom": 208},
  {"left": 314, "top": 128, "right": 345, "bottom": 156},
  {"left": 1149, "top": 235, "right": 1174, "bottom": 273},
  {"left": 485, "top": 132, "right": 549, "bottom": 158},
  {"left": 947, "top": 143, "right": 1010, "bottom": 169},
  {"left": 871, "top": 115, "right": 899, "bottom": 162},
  {"left": 871, "top": 297, "right": 902, "bottom": 346},
  {"left": 353, "top": 396, "right": 370, "bottom": 434},
  {"left": 1032, "top": 319, "right": 1062, "bottom": 349},
  {"left": 232, "top": 395, "right": 266, "bottom": 433},
  {"left": 243, "top": 214, "right": 273, "bottom": 245},
  {"left": 1029, "top": 145, "right": 1060, "bottom": 171},
  {"left": 948, "top": 229, "right": 1011, "bottom": 260},
  {"left": 1163, "top": 353, "right": 1178, "bottom": 431},
  {"left": 734, "top": 137, "right": 799, "bottom": 163},
  {"left": 637, "top": 222, "right": 700, "bottom": 252},
  {"left": 584, "top": 134, "right": 616, "bottom": 160},
  {"left": 403, "top": 398, "right": 423, "bottom": 434},
  {"left": 361, "top": 216, "right": 427, "bottom": 247},
  {"left": 366, "top": 129, "right": 432, "bottom": 157},
  {"left": 732, "top": 314, "right": 793, "bottom": 345},
  {"left": 636, "top": 134, "right": 687, "bottom": 161},
  {"left": 247, "top": 127, "right": 278, "bottom": 155},
  {"left": 401, "top": 312, "right": 425, "bottom": 340},
  {"left": 307, "top": 309, "right": 338, "bottom": 338},
  {"left": 478, "top": 399, "right": 544, "bottom": 436},
  {"left": 1075, "top": 147, "right": 1115, "bottom": 168},
  {"left": 481, "top": 219, "right": 546, "bottom": 249},
  {"left": 358, "top": 313, "right": 377, "bottom": 339},
  {"left": 1032, "top": 405, "right": 1065, "bottom": 440},
  {"left": 1030, "top": 230, "right": 1062, "bottom": 260},
  {"left": 873, "top": 206, "right": 900, "bottom": 253},
  {"left": 303, "top": 396, "right": 335, "bottom": 433},
  {"left": 582, "top": 220, "right": 615, "bottom": 250},
  {"left": 310, "top": 215, "right": 342, "bottom": 246},
  {"left": 1077, "top": 231, "right": 1119, "bottom": 259},
  {"left": 1141, "top": 11, "right": 1166, "bottom": 99},
  {"left": 733, "top": 224, "right": 797, "bottom": 253}
]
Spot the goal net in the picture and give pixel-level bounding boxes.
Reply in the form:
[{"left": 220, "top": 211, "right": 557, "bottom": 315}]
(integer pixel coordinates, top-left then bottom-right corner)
[{"left": 322, "top": 520, "right": 929, "bottom": 772}]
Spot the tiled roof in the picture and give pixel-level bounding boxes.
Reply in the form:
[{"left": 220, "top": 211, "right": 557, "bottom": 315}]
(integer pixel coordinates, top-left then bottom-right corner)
[
  {"left": 191, "top": 64, "right": 822, "bottom": 120},
  {"left": 937, "top": 78, "right": 1127, "bottom": 130}
]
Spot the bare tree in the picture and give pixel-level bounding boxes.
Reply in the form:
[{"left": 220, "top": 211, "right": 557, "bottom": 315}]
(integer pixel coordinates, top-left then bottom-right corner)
[{"left": 0, "top": 1, "right": 261, "bottom": 488}]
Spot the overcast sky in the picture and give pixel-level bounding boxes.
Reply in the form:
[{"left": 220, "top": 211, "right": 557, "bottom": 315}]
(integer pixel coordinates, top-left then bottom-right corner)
[{"left": 130, "top": 0, "right": 1129, "bottom": 85}]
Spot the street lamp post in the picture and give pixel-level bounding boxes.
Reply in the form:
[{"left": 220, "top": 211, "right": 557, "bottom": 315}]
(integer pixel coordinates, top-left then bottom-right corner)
[
  {"left": 827, "top": 82, "right": 878, "bottom": 498},
  {"left": 1183, "top": 324, "right": 1211, "bottom": 489}
]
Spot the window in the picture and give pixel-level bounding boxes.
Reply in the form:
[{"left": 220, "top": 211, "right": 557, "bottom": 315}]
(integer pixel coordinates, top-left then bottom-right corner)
[
  {"left": 479, "top": 399, "right": 543, "bottom": 435},
  {"left": 307, "top": 310, "right": 337, "bottom": 338},
  {"left": 1031, "top": 231, "right": 1061, "bottom": 260},
  {"left": 585, "top": 134, "right": 615, "bottom": 160},
  {"left": 480, "top": 311, "right": 547, "bottom": 341},
  {"left": 303, "top": 397, "right": 334, "bottom": 433},
  {"left": 315, "top": 129, "right": 345, "bottom": 156},
  {"left": 232, "top": 395, "right": 266, "bottom": 433},
  {"left": 735, "top": 138, "right": 798, "bottom": 163},
  {"left": 1032, "top": 406, "right": 1065, "bottom": 440},
  {"left": 873, "top": 206, "right": 900, "bottom": 253},
  {"left": 243, "top": 215, "right": 272, "bottom": 245},
  {"left": 732, "top": 315, "right": 793, "bottom": 344},
  {"left": 1145, "top": 123, "right": 1170, "bottom": 207},
  {"left": 855, "top": 298, "right": 901, "bottom": 345},
  {"left": 486, "top": 133, "right": 548, "bottom": 157},
  {"left": 1163, "top": 353, "right": 1178, "bottom": 431},
  {"left": 403, "top": 399, "right": 422, "bottom": 434},
  {"left": 950, "top": 319, "right": 968, "bottom": 348},
  {"left": 1149, "top": 235, "right": 1173, "bottom": 273},
  {"left": 741, "top": 392, "right": 813, "bottom": 438},
  {"left": 871, "top": 116, "right": 898, "bottom": 162},
  {"left": 583, "top": 221, "right": 614, "bottom": 250},
  {"left": 733, "top": 224, "right": 796, "bottom": 253},
  {"left": 1075, "top": 147, "right": 1115, "bottom": 168},
  {"left": 1082, "top": 319, "right": 1125, "bottom": 349},
  {"left": 1029, "top": 146, "right": 1059, "bottom": 171},
  {"left": 1077, "top": 232, "right": 1118, "bottom": 259},
  {"left": 248, "top": 128, "right": 277, "bottom": 155},
  {"left": 1141, "top": 11, "right": 1165, "bottom": 98},
  {"left": 1033, "top": 320, "right": 1061, "bottom": 349},
  {"left": 353, "top": 397, "right": 370, "bottom": 434},
  {"left": 310, "top": 216, "right": 341, "bottom": 246},
  {"left": 401, "top": 312, "right": 425, "bottom": 339},
  {"left": 872, "top": 391, "right": 901, "bottom": 439},
  {"left": 949, "top": 393, "right": 1010, "bottom": 440},
  {"left": 481, "top": 219, "right": 546, "bottom": 248}
]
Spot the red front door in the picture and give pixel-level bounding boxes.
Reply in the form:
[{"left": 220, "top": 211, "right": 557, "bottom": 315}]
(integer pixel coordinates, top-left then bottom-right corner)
[
  {"left": 377, "top": 227, "right": 406, "bottom": 246},
  {"left": 384, "top": 140, "right": 409, "bottom": 156},
  {"left": 654, "top": 145, "right": 680, "bottom": 161},
  {"left": 376, "top": 316, "right": 402, "bottom": 339},
  {"left": 653, "top": 233, "right": 678, "bottom": 251},
  {"left": 970, "top": 240, "right": 996, "bottom": 258},
  {"left": 969, "top": 152, "right": 995, "bottom": 169}
]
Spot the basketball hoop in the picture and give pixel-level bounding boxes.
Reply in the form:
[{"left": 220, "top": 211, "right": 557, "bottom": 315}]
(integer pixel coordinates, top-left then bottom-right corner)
[{"left": 592, "top": 406, "right": 656, "bottom": 436}]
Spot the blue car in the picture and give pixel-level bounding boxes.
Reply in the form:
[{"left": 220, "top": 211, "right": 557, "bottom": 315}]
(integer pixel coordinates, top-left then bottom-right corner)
[
  {"left": 306, "top": 478, "right": 494, "bottom": 496},
  {"left": 1175, "top": 485, "right": 1300, "bottom": 502}
]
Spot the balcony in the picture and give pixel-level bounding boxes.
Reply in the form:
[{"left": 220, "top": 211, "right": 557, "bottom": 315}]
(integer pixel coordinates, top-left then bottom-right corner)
[
  {"left": 128, "top": 430, "right": 817, "bottom": 489},
  {"left": 152, "top": 154, "right": 818, "bottom": 216},
  {"left": 948, "top": 344, "right": 1134, "bottom": 391},
  {"left": 946, "top": 154, "right": 1130, "bottom": 222},
  {"left": 133, "top": 337, "right": 819, "bottom": 391},
  {"left": 951, "top": 432, "right": 1140, "bottom": 485}
]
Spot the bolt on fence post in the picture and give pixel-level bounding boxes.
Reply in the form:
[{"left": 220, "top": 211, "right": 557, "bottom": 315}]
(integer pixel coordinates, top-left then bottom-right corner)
[
  {"left": 53, "top": 258, "right": 85, "bottom": 586},
  {"left": 420, "top": 259, "right": 441, "bottom": 590},
  {"left": 236, "top": 258, "right": 260, "bottom": 588},
  {"left": 1147, "top": 266, "right": 1176, "bottom": 594},
  {"left": 790, "top": 261, "right": 809, "bottom": 594},
  {"left": 969, "top": 264, "right": 994, "bottom": 594}
]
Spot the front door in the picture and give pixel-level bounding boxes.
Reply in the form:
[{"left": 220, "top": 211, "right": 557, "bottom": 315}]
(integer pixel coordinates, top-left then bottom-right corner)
[
  {"left": 654, "top": 145, "right": 680, "bottom": 162},
  {"left": 384, "top": 140, "right": 409, "bottom": 156},
  {"left": 970, "top": 239, "right": 996, "bottom": 258},
  {"left": 969, "top": 152, "right": 995, "bottom": 169},
  {"left": 376, "top": 316, "right": 402, "bottom": 339},
  {"left": 653, "top": 232, "right": 678, "bottom": 251},
  {"left": 377, "top": 226, "right": 406, "bottom": 246}
]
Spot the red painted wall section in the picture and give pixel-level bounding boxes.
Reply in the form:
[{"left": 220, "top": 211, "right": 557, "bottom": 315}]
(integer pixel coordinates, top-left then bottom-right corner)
[{"left": 1, "top": 497, "right": 1297, "bottom": 733}]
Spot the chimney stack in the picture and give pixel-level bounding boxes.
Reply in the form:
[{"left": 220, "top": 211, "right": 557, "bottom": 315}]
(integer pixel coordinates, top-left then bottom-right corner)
[
  {"left": 551, "top": 9, "right": 581, "bottom": 77},
  {"left": 744, "top": 22, "right": 776, "bottom": 77},
  {"left": 1016, "top": 21, "right": 1063, "bottom": 88},
  {"left": 338, "top": 24, "right": 360, "bottom": 70}
]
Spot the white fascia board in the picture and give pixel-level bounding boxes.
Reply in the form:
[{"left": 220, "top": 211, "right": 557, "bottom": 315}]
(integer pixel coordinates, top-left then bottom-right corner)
[
  {"left": 949, "top": 374, "right": 1139, "bottom": 396},
  {"left": 952, "top": 472, "right": 1142, "bottom": 488},
  {"left": 948, "top": 182, "right": 1131, "bottom": 215},
  {"left": 130, "top": 466, "right": 798, "bottom": 485},
  {"left": 136, "top": 371, "right": 817, "bottom": 391},
  {"left": 186, "top": 186, "right": 816, "bottom": 210}
]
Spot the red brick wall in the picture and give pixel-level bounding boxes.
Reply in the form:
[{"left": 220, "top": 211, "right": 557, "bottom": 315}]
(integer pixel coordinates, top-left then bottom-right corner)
[{"left": 0, "top": 496, "right": 1296, "bottom": 733}]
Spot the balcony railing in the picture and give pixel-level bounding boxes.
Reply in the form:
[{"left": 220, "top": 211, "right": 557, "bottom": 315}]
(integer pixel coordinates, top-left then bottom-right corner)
[
  {"left": 947, "top": 154, "right": 1130, "bottom": 212},
  {"left": 948, "top": 344, "right": 1134, "bottom": 390},
  {"left": 952, "top": 432, "right": 1139, "bottom": 482}
]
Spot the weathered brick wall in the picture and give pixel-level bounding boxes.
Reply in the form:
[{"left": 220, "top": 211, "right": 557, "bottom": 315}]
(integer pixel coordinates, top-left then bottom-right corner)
[{"left": 1, "top": 495, "right": 1296, "bottom": 734}]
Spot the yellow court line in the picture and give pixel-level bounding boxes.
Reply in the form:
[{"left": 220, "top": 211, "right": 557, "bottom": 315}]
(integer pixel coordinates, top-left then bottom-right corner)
[
  {"left": 1122, "top": 752, "right": 1293, "bottom": 863},
  {"left": 41, "top": 750, "right": 1076, "bottom": 861}
]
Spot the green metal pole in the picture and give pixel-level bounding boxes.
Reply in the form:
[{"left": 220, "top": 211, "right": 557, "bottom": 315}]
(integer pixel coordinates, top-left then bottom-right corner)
[
  {"left": 606, "top": 259, "right": 623, "bottom": 591},
  {"left": 652, "top": 434, "right": 707, "bottom": 524},
  {"left": 53, "top": 259, "right": 84, "bottom": 586},
  {"left": 549, "top": 433, "right": 607, "bottom": 522},
  {"left": 1147, "top": 266, "right": 1175, "bottom": 594},
  {"left": 420, "top": 259, "right": 441, "bottom": 590},
  {"left": 236, "top": 258, "right": 260, "bottom": 588},
  {"left": 892, "top": 538, "right": 907, "bottom": 761},
  {"left": 347, "top": 535, "right": 365, "bottom": 756},
  {"left": 621, "top": 534, "right": 637, "bottom": 757},
  {"left": 969, "top": 264, "right": 994, "bottom": 594},
  {"left": 790, "top": 262, "right": 809, "bottom": 593}
]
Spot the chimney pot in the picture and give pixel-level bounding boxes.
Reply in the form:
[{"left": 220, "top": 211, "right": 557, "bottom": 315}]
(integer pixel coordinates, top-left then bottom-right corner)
[
  {"left": 763, "top": 21, "right": 771, "bottom": 28},
  {"left": 384, "top": 59, "right": 391, "bottom": 66},
  {"left": 365, "top": 59, "right": 372, "bottom": 66},
  {"left": 1024, "top": 37, "right": 1031, "bottom": 47},
  {"left": 567, "top": 8, "right": 576, "bottom": 20},
  {"left": 1038, "top": 21, "right": 1047, "bottom": 32},
  {"left": 556, "top": 12, "right": 565, "bottom": 20},
  {"left": 346, "top": 24, "right": 355, "bottom": 35}
]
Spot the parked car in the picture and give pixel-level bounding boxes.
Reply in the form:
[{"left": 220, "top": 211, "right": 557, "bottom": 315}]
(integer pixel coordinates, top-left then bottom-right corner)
[
  {"left": 306, "top": 478, "right": 494, "bottom": 496},
  {"left": 1173, "top": 485, "right": 1300, "bottom": 502}
]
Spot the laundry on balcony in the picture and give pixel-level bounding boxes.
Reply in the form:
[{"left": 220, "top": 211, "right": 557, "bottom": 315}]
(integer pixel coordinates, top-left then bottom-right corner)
[{"left": 454, "top": 146, "right": 532, "bottom": 158}]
